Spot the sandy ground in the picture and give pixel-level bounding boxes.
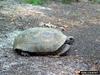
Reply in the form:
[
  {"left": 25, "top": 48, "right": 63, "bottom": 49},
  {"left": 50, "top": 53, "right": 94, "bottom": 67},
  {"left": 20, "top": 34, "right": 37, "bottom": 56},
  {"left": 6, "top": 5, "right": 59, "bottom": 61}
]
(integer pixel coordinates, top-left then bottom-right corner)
[{"left": 0, "top": 0, "right": 100, "bottom": 75}]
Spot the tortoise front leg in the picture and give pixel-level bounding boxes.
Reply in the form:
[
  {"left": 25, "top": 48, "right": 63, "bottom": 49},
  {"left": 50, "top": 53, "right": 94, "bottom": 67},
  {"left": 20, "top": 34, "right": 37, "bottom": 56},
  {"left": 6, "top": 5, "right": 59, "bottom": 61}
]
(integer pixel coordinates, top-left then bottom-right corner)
[{"left": 57, "top": 44, "right": 71, "bottom": 56}]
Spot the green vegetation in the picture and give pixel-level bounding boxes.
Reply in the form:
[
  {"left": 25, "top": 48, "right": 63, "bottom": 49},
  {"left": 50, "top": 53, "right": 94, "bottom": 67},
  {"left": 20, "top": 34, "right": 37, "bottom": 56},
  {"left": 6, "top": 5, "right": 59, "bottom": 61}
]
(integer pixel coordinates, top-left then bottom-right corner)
[
  {"left": 23, "top": 0, "right": 46, "bottom": 5},
  {"left": 62, "top": 0, "right": 73, "bottom": 4},
  {"left": 90, "top": 0, "right": 100, "bottom": 3},
  {"left": 23, "top": 0, "right": 78, "bottom": 5},
  {"left": 23, "top": 0, "right": 100, "bottom": 5},
  {"left": 62, "top": 0, "right": 79, "bottom": 4},
  {"left": 92, "top": 0, "right": 100, "bottom": 4}
]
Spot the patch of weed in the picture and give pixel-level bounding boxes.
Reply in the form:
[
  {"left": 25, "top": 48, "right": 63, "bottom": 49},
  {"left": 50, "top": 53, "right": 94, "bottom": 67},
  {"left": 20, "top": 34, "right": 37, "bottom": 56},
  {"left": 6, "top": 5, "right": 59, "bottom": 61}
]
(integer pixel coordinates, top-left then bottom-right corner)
[
  {"left": 62, "top": 0, "right": 73, "bottom": 4},
  {"left": 90, "top": 0, "right": 100, "bottom": 4},
  {"left": 23, "top": 0, "right": 46, "bottom": 5}
]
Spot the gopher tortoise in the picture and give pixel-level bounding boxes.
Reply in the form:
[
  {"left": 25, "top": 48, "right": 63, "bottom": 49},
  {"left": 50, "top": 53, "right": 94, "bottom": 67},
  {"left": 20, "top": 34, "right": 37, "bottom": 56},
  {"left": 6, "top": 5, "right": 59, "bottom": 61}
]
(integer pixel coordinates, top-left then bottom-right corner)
[{"left": 13, "top": 27, "right": 74, "bottom": 56}]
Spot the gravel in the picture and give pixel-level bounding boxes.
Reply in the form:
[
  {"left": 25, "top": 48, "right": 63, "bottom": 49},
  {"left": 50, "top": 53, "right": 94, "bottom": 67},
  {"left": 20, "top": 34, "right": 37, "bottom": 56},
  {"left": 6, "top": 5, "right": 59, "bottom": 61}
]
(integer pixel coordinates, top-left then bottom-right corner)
[{"left": 0, "top": 0, "right": 100, "bottom": 75}]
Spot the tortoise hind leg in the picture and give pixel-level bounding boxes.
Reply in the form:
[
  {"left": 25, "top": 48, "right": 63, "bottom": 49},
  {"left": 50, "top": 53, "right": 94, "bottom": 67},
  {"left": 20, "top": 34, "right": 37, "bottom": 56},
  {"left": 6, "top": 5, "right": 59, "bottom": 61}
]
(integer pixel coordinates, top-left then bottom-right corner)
[
  {"left": 15, "top": 49, "right": 30, "bottom": 56},
  {"left": 21, "top": 51, "right": 30, "bottom": 56}
]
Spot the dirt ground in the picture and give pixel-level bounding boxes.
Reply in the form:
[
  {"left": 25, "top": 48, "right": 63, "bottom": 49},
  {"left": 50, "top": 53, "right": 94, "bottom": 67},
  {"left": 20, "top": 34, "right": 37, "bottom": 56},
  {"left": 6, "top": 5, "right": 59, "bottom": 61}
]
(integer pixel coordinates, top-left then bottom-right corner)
[{"left": 0, "top": 0, "right": 100, "bottom": 75}]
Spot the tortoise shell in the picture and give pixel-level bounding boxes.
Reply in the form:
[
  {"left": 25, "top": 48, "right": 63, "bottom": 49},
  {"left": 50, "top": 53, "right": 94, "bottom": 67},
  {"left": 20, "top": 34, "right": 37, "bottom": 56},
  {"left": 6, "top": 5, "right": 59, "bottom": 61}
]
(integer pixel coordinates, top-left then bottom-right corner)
[{"left": 13, "top": 27, "right": 67, "bottom": 53}]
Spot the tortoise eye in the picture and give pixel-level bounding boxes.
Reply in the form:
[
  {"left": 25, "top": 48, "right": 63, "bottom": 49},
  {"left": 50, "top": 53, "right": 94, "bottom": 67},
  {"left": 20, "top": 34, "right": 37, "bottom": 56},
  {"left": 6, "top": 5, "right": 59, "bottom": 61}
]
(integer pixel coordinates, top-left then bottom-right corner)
[
  {"left": 69, "top": 37, "right": 74, "bottom": 41},
  {"left": 68, "top": 36, "right": 74, "bottom": 40}
]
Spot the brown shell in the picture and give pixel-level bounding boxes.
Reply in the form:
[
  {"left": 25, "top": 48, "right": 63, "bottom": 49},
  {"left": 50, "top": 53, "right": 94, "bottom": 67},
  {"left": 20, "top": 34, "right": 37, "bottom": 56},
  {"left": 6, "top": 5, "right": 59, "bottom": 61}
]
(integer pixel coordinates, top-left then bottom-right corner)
[{"left": 13, "top": 27, "right": 67, "bottom": 52}]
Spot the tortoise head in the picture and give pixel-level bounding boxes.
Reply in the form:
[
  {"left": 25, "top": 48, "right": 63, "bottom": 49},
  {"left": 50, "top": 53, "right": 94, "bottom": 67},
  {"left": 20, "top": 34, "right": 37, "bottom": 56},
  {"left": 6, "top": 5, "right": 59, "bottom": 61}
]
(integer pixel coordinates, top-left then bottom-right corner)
[{"left": 65, "top": 36, "right": 75, "bottom": 45}]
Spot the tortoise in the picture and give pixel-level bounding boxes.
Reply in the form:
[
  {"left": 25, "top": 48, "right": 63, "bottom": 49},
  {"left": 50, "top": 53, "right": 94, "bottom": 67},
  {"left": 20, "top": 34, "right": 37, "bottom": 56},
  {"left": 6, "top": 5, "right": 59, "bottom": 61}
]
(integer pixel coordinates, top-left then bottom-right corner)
[{"left": 13, "top": 27, "right": 74, "bottom": 56}]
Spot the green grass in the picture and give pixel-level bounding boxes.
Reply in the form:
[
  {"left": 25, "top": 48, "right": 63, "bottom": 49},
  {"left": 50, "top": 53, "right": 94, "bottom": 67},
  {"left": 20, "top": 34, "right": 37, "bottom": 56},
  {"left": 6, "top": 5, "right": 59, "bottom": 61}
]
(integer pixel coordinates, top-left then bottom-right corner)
[
  {"left": 62, "top": 0, "right": 73, "bottom": 4},
  {"left": 62, "top": 0, "right": 79, "bottom": 4},
  {"left": 93, "top": 0, "right": 100, "bottom": 3},
  {"left": 90, "top": 0, "right": 100, "bottom": 4},
  {"left": 23, "top": 0, "right": 46, "bottom": 5},
  {"left": 23, "top": 0, "right": 75, "bottom": 5}
]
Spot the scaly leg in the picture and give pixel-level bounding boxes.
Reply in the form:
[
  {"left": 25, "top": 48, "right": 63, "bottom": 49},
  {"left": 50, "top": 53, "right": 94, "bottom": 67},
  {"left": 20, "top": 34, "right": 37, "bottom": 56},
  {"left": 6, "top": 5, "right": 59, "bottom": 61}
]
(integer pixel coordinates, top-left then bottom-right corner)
[{"left": 57, "top": 44, "right": 71, "bottom": 56}]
